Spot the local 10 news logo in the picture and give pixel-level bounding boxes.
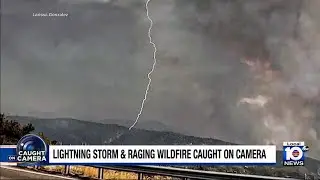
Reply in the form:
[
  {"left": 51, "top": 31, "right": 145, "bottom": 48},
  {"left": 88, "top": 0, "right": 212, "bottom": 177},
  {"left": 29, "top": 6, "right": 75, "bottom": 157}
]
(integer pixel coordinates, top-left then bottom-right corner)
[
  {"left": 8, "top": 134, "right": 47, "bottom": 164},
  {"left": 283, "top": 141, "right": 309, "bottom": 166}
]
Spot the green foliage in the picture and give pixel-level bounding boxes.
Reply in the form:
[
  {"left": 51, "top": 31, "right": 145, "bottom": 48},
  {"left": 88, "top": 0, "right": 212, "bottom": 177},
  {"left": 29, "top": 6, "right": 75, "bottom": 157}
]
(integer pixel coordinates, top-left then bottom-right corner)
[
  {"left": 0, "top": 113, "right": 57, "bottom": 145},
  {"left": 0, "top": 113, "right": 35, "bottom": 144},
  {"left": 38, "top": 132, "right": 57, "bottom": 145}
]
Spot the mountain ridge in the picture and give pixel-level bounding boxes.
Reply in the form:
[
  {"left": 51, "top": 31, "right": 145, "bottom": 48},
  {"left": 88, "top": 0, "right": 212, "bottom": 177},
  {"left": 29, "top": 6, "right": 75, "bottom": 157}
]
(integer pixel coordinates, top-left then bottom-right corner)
[{"left": 8, "top": 115, "right": 320, "bottom": 177}]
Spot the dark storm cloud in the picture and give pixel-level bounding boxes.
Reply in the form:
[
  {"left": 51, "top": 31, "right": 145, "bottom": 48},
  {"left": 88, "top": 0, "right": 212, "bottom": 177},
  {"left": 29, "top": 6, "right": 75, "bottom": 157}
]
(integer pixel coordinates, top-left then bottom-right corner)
[
  {"left": 1, "top": 0, "right": 319, "bottom": 157},
  {"left": 1, "top": 0, "right": 151, "bottom": 119}
]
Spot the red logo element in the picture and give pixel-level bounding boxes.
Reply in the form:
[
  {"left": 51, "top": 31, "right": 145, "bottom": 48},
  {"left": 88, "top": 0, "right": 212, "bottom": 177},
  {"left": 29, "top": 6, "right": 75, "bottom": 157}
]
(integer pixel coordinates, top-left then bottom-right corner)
[{"left": 292, "top": 150, "right": 300, "bottom": 157}]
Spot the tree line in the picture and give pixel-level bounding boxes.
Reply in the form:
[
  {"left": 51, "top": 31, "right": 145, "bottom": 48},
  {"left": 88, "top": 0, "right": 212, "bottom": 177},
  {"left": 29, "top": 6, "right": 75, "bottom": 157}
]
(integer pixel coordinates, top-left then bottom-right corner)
[{"left": 0, "top": 113, "right": 56, "bottom": 145}]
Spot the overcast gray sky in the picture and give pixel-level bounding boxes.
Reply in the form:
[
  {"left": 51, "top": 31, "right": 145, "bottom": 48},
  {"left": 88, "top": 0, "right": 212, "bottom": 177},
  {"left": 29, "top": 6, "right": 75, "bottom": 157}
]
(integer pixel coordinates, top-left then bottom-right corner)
[{"left": 1, "top": 0, "right": 319, "bottom": 155}]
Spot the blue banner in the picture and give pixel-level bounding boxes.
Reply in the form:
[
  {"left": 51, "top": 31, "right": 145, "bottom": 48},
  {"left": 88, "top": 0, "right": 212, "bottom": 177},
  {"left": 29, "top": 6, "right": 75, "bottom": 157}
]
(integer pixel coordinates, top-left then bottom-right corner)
[{"left": 0, "top": 147, "right": 17, "bottom": 162}]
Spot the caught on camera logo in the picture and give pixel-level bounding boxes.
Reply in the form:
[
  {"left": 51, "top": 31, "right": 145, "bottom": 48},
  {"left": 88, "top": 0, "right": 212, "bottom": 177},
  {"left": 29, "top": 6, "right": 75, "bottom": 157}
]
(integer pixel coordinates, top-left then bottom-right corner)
[
  {"left": 283, "top": 141, "right": 309, "bottom": 166},
  {"left": 8, "top": 134, "right": 47, "bottom": 164}
]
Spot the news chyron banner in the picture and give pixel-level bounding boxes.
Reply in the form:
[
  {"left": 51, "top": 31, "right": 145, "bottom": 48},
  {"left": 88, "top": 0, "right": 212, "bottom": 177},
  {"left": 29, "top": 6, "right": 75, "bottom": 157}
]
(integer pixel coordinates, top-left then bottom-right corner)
[
  {"left": 0, "top": 134, "right": 278, "bottom": 165},
  {"left": 0, "top": 134, "right": 48, "bottom": 165}
]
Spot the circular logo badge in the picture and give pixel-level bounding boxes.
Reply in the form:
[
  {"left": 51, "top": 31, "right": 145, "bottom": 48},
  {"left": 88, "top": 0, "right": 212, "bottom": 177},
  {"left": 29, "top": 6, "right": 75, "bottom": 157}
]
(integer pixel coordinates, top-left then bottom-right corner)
[
  {"left": 16, "top": 134, "right": 47, "bottom": 163},
  {"left": 292, "top": 150, "right": 300, "bottom": 157}
]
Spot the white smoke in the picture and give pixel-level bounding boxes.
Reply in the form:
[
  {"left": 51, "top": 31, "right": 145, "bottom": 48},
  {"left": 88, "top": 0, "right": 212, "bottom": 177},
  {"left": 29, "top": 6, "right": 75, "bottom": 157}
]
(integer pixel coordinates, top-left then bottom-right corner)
[{"left": 239, "top": 0, "right": 320, "bottom": 158}]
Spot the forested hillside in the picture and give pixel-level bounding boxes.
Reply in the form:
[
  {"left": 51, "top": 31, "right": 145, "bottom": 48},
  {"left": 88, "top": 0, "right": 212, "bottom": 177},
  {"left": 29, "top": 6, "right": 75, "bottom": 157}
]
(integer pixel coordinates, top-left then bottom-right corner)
[{"left": 8, "top": 115, "right": 320, "bottom": 178}]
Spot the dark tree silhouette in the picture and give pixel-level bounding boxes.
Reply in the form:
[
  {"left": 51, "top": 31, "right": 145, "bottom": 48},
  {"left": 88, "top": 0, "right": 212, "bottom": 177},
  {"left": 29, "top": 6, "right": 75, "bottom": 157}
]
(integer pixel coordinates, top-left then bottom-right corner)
[
  {"left": 1, "top": 113, "right": 57, "bottom": 145},
  {"left": 0, "top": 113, "right": 35, "bottom": 144},
  {"left": 22, "top": 123, "right": 35, "bottom": 135},
  {"left": 38, "top": 132, "right": 57, "bottom": 145}
]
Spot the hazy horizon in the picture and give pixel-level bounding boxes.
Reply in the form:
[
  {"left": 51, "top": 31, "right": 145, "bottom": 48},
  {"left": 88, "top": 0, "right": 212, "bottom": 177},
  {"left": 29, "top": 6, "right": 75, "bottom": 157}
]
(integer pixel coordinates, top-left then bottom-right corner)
[{"left": 1, "top": 0, "right": 319, "bottom": 158}]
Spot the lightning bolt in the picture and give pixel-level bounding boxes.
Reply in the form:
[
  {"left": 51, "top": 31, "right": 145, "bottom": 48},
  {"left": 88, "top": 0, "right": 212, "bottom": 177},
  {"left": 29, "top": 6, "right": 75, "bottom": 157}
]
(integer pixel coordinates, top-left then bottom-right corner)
[{"left": 129, "top": 0, "right": 157, "bottom": 130}]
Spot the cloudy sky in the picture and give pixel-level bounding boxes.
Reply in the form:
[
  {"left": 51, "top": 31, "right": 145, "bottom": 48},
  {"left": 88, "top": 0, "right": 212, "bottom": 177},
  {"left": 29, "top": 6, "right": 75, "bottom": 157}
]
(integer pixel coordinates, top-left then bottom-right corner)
[{"left": 1, "top": 0, "right": 319, "bottom": 155}]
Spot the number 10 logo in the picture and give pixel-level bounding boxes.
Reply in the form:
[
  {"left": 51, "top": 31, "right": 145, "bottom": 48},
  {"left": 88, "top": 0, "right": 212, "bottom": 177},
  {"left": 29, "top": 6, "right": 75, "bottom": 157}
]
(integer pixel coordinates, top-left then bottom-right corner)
[{"left": 284, "top": 146, "right": 303, "bottom": 161}]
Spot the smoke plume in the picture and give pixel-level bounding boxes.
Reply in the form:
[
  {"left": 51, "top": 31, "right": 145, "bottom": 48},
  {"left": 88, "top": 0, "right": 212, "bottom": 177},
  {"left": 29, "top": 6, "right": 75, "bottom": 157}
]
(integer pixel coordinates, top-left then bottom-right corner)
[{"left": 1, "top": 0, "right": 319, "bottom": 157}]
